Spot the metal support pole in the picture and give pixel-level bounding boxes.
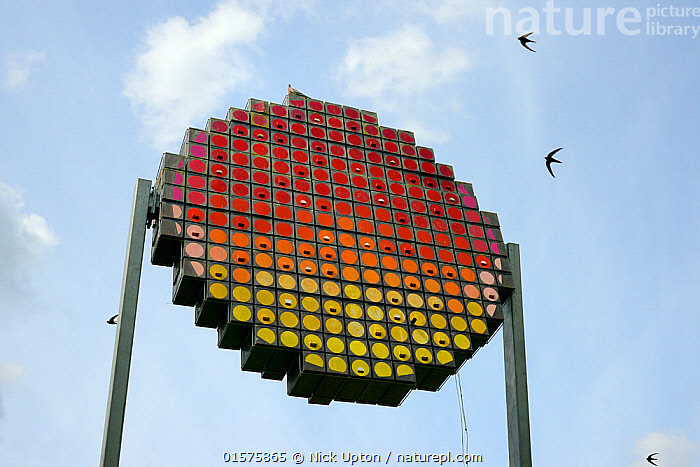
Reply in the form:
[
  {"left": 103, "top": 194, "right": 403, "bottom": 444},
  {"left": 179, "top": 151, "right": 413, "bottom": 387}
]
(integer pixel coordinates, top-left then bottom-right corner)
[
  {"left": 503, "top": 243, "right": 532, "bottom": 467},
  {"left": 100, "top": 178, "right": 152, "bottom": 467}
]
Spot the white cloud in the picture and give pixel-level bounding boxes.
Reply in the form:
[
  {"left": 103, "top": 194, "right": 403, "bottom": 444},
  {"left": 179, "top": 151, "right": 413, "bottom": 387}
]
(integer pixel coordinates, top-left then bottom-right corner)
[
  {"left": 336, "top": 25, "right": 470, "bottom": 146},
  {"left": 337, "top": 25, "right": 469, "bottom": 109},
  {"left": 20, "top": 213, "right": 58, "bottom": 249},
  {"left": 2, "top": 50, "right": 46, "bottom": 89},
  {"left": 0, "top": 363, "right": 27, "bottom": 385},
  {"left": 0, "top": 182, "right": 58, "bottom": 303},
  {"left": 413, "top": 0, "right": 496, "bottom": 24},
  {"left": 0, "top": 362, "right": 26, "bottom": 425},
  {"left": 398, "top": 118, "right": 451, "bottom": 145},
  {"left": 628, "top": 432, "right": 700, "bottom": 467},
  {"left": 122, "top": 0, "right": 267, "bottom": 149}
]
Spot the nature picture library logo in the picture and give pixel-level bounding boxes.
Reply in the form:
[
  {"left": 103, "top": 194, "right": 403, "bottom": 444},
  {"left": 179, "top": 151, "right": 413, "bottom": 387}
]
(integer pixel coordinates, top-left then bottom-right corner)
[{"left": 486, "top": 1, "right": 700, "bottom": 39}]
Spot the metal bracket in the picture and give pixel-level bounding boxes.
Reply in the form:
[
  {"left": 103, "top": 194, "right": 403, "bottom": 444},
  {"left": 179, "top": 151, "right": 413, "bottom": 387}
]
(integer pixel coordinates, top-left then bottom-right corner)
[{"left": 146, "top": 186, "right": 158, "bottom": 229}]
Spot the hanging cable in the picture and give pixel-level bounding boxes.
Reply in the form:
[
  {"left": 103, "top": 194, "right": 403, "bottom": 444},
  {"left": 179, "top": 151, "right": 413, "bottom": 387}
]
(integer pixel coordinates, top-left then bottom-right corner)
[{"left": 455, "top": 371, "right": 469, "bottom": 466}]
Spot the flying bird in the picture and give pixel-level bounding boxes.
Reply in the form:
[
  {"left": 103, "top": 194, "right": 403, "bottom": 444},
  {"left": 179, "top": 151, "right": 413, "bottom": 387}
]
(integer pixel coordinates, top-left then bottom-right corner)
[
  {"left": 288, "top": 84, "right": 308, "bottom": 97},
  {"left": 518, "top": 32, "right": 536, "bottom": 52},
  {"left": 646, "top": 453, "right": 659, "bottom": 466},
  {"left": 545, "top": 148, "right": 563, "bottom": 178},
  {"left": 107, "top": 314, "right": 118, "bottom": 325}
]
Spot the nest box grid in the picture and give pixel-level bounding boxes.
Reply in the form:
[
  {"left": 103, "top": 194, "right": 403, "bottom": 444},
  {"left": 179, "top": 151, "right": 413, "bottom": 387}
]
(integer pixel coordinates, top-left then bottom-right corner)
[{"left": 150, "top": 90, "right": 515, "bottom": 406}]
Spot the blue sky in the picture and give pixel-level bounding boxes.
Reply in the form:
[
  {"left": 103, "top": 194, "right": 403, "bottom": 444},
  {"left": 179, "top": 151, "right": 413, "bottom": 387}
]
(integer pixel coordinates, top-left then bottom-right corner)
[{"left": 1, "top": 0, "right": 699, "bottom": 465}]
